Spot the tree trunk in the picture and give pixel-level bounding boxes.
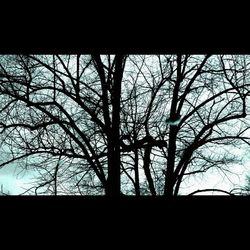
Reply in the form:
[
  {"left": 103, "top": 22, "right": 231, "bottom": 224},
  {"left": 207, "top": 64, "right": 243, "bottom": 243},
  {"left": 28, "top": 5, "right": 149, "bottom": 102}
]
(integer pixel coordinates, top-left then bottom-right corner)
[
  {"left": 106, "top": 55, "right": 127, "bottom": 196},
  {"left": 164, "top": 54, "right": 182, "bottom": 196},
  {"left": 134, "top": 147, "right": 140, "bottom": 196},
  {"left": 143, "top": 145, "right": 156, "bottom": 196}
]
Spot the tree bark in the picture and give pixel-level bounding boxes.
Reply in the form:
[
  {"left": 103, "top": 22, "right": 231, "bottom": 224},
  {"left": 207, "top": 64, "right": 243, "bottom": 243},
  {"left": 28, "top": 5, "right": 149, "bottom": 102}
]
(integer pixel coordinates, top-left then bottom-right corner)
[
  {"left": 143, "top": 145, "right": 156, "bottom": 196},
  {"left": 164, "top": 54, "right": 182, "bottom": 196},
  {"left": 93, "top": 55, "right": 127, "bottom": 196}
]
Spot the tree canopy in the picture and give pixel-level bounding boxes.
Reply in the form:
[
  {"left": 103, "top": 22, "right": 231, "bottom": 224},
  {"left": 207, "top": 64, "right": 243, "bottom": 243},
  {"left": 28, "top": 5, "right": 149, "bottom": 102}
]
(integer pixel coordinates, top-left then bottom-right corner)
[{"left": 0, "top": 54, "right": 250, "bottom": 195}]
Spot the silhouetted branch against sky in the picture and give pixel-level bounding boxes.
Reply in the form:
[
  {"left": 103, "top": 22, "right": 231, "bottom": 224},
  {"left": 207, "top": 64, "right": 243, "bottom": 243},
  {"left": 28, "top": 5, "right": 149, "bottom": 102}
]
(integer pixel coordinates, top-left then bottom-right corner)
[{"left": 0, "top": 55, "right": 250, "bottom": 195}]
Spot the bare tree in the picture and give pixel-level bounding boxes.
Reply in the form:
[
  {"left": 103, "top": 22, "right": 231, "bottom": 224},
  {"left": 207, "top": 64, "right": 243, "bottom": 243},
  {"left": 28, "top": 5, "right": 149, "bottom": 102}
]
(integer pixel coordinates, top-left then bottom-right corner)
[
  {"left": 119, "top": 55, "right": 250, "bottom": 196},
  {"left": 0, "top": 55, "right": 127, "bottom": 196},
  {"left": 0, "top": 54, "right": 250, "bottom": 196}
]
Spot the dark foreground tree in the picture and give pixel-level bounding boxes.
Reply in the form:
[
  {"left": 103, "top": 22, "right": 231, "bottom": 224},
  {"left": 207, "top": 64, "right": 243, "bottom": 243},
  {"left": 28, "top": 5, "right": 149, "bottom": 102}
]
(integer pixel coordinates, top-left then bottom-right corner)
[
  {"left": 0, "top": 55, "right": 127, "bottom": 196},
  {"left": 0, "top": 54, "right": 250, "bottom": 196}
]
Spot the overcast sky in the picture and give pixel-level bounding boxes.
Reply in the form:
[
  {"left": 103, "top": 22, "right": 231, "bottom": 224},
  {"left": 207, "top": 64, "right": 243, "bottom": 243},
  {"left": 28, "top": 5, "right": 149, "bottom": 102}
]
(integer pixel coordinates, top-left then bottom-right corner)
[
  {"left": 1, "top": 113, "right": 250, "bottom": 195},
  {"left": 0, "top": 164, "right": 35, "bottom": 195},
  {"left": 1, "top": 55, "right": 250, "bottom": 195},
  {"left": 1, "top": 154, "right": 249, "bottom": 195}
]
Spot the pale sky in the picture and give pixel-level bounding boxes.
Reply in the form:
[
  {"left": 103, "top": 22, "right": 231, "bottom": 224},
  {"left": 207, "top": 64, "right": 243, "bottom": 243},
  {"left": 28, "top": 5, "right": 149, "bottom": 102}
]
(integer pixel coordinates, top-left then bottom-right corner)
[
  {"left": 0, "top": 158, "right": 249, "bottom": 195},
  {"left": 1, "top": 55, "right": 250, "bottom": 195},
  {"left": 0, "top": 164, "right": 35, "bottom": 195}
]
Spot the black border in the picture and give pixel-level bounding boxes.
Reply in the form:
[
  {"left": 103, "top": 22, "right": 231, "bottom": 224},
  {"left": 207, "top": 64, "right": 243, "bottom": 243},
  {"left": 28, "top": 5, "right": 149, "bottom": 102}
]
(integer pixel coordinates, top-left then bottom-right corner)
[
  {"left": 1, "top": 12, "right": 250, "bottom": 242},
  {"left": 1, "top": 13, "right": 250, "bottom": 54}
]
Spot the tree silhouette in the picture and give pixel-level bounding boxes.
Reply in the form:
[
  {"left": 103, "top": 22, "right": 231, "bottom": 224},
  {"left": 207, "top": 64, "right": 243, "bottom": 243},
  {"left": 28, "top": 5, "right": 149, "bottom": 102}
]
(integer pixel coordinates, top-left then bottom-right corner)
[{"left": 0, "top": 54, "right": 250, "bottom": 196}]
